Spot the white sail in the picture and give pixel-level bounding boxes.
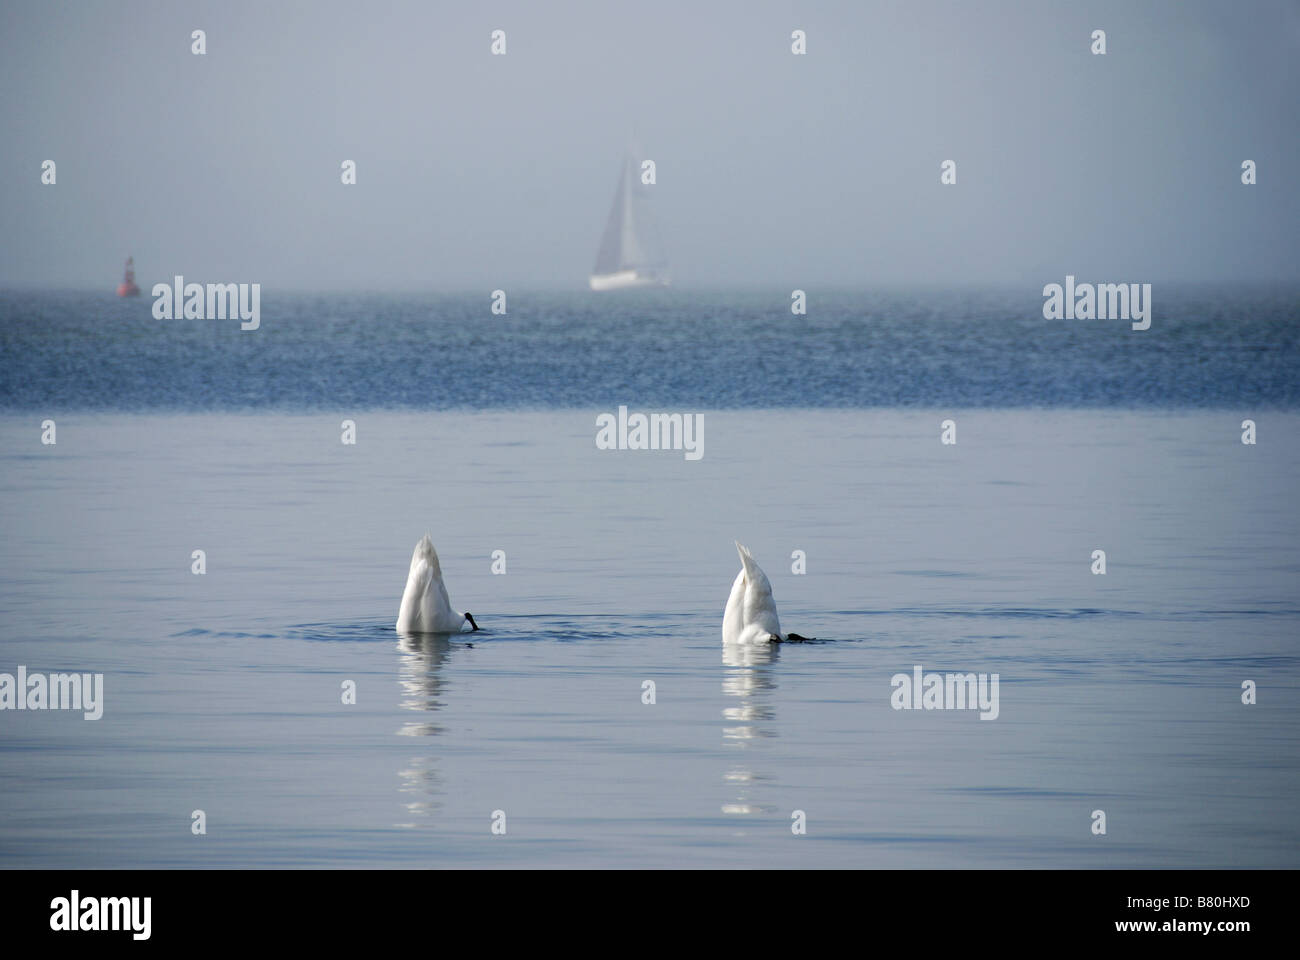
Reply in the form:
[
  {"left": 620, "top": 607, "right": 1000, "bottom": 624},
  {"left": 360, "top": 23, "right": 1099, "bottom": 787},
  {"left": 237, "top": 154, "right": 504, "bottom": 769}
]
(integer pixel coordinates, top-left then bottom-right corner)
[{"left": 589, "top": 154, "right": 669, "bottom": 291}]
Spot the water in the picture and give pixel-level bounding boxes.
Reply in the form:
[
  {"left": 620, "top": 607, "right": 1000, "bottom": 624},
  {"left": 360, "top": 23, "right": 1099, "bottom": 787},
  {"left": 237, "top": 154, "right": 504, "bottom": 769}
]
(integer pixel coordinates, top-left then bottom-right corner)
[
  {"left": 1, "top": 288, "right": 1298, "bottom": 409},
  {"left": 1, "top": 290, "right": 1298, "bottom": 868}
]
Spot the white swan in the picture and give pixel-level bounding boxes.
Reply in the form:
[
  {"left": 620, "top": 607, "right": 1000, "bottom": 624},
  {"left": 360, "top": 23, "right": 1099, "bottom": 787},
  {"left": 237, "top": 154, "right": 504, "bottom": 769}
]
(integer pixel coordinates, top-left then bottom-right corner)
[
  {"left": 395, "top": 535, "right": 480, "bottom": 634},
  {"left": 723, "top": 542, "right": 814, "bottom": 644},
  {"left": 722, "top": 541, "right": 785, "bottom": 644}
]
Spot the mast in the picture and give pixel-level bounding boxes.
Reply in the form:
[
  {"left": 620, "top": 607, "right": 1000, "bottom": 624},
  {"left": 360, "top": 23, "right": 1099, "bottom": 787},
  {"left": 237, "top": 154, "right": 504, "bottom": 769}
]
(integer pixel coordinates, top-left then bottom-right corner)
[{"left": 593, "top": 161, "right": 628, "bottom": 276}]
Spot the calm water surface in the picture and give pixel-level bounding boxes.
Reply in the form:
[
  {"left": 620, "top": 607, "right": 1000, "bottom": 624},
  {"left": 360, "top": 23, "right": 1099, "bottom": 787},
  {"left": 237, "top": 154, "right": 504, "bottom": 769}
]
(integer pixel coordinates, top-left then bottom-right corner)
[{"left": 1, "top": 409, "right": 1296, "bottom": 867}]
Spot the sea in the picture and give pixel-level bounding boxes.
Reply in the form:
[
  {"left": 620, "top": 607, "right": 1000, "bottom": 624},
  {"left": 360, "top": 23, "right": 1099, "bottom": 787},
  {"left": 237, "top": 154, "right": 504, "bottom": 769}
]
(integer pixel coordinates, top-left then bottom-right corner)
[{"left": 1, "top": 286, "right": 1297, "bottom": 868}]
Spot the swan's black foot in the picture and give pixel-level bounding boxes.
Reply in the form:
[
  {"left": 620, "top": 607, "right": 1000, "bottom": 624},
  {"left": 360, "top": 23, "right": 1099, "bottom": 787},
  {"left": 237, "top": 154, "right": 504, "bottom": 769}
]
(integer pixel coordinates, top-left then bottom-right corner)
[{"left": 784, "top": 633, "right": 816, "bottom": 643}]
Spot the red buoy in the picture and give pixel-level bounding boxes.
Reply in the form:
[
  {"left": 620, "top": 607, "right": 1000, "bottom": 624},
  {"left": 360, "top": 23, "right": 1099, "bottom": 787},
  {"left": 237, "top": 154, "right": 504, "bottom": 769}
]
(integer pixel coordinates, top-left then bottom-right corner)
[{"left": 117, "top": 256, "right": 140, "bottom": 297}]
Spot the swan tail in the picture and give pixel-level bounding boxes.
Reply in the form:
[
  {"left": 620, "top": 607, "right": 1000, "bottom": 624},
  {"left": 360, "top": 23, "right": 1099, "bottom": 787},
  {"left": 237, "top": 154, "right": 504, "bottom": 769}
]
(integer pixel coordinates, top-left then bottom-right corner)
[
  {"left": 415, "top": 533, "right": 442, "bottom": 578},
  {"left": 735, "top": 541, "right": 760, "bottom": 582}
]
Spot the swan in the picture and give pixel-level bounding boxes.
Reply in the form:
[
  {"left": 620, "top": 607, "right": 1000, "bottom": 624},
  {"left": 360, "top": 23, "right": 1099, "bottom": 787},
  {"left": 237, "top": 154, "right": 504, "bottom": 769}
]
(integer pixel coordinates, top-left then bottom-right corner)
[
  {"left": 722, "top": 542, "right": 812, "bottom": 644},
  {"left": 395, "top": 535, "right": 480, "bottom": 634}
]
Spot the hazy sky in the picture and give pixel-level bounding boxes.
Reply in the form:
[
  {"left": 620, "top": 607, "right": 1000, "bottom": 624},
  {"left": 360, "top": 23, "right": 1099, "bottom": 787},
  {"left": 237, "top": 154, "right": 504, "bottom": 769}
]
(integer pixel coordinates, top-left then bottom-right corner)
[{"left": 2, "top": 0, "right": 1297, "bottom": 289}]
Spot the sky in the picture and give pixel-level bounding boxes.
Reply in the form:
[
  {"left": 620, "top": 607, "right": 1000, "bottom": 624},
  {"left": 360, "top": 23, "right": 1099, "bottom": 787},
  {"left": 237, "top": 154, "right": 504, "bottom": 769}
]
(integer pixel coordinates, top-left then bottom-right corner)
[{"left": 1, "top": 0, "right": 1297, "bottom": 290}]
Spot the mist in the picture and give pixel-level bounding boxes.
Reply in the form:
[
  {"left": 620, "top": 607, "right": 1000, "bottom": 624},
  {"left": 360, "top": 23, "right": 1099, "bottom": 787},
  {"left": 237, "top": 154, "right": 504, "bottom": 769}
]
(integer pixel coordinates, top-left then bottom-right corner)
[{"left": 2, "top": 0, "right": 1297, "bottom": 290}]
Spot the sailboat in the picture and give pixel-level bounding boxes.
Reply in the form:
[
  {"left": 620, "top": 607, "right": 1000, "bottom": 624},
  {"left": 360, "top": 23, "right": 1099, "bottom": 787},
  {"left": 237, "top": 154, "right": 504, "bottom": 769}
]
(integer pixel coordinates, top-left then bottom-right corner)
[
  {"left": 116, "top": 256, "right": 140, "bottom": 297},
  {"left": 589, "top": 154, "right": 669, "bottom": 291}
]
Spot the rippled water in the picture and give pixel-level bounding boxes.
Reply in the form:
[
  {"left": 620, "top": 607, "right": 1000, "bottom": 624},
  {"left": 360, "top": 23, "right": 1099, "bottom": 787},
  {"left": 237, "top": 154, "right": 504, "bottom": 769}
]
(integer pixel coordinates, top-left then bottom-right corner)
[
  {"left": 1, "top": 287, "right": 1298, "bottom": 409},
  {"left": 1, "top": 410, "right": 1296, "bottom": 867}
]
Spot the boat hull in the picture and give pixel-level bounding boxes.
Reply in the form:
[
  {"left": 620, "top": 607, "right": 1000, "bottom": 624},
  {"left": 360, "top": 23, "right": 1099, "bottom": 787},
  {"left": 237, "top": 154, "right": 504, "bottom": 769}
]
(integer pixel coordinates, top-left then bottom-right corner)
[{"left": 588, "top": 269, "right": 670, "bottom": 292}]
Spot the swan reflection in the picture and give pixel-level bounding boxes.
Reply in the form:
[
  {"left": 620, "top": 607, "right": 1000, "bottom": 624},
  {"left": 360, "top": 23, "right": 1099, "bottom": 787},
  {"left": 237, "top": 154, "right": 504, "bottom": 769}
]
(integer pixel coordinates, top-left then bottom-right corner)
[
  {"left": 393, "top": 631, "right": 461, "bottom": 825},
  {"left": 721, "top": 641, "right": 779, "bottom": 817}
]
